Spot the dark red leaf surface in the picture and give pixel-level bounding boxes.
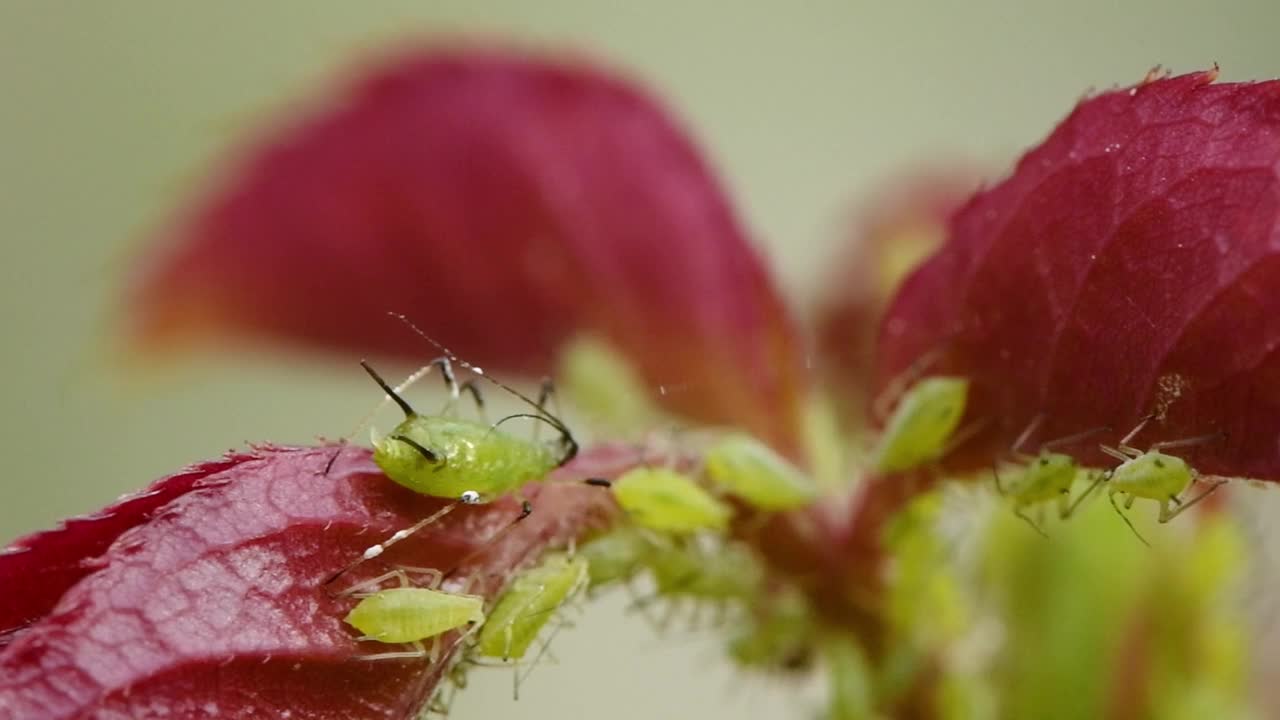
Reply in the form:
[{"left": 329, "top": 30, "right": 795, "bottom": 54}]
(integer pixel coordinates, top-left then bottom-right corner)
[
  {"left": 129, "top": 47, "right": 808, "bottom": 454},
  {"left": 0, "top": 454, "right": 246, "bottom": 647},
  {"left": 0, "top": 445, "right": 616, "bottom": 719},
  {"left": 875, "top": 70, "right": 1280, "bottom": 479}
]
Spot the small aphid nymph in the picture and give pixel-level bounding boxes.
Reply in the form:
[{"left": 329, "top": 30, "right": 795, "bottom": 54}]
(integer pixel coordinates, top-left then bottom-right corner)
[
  {"left": 610, "top": 466, "right": 732, "bottom": 535},
  {"left": 872, "top": 376, "right": 970, "bottom": 474},
  {"left": 341, "top": 569, "right": 485, "bottom": 662},
  {"left": 703, "top": 433, "right": 817, "bottom": 511},
  {"left": 475, "top": 553, "right": 590, "bottom": 662},
  {"left": 1092, "top": 415, "right": 1227, "bottom": 544},
  {"left": 993, "top": 416, "right": 1109, "bottom": 535}
]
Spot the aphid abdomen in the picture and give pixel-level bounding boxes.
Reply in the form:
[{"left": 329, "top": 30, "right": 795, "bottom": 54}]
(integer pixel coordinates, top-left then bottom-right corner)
[
  {"left": 872, "top": 376, "right": 969, "bottom": 473},
  {"left": 344, "top": 587, "right": 484, "bottom": 644},
  {"left": 372, "top": 416, "right": 559, "bottom": 501},
  {"left": 611, "top": 467, "right": 732, "bottom": 535},
  {"left": 1012, "top": 454, "right": 1078, "bottom": 506},
  {"left": 703, "top": 433, "right": 817, "bottom": 511},
  {"left": 1108, "top": 452, "right": 1193, "bottom": 500},
  {"left": 476, "top": 554, "right": 589, "bottom": 660}
]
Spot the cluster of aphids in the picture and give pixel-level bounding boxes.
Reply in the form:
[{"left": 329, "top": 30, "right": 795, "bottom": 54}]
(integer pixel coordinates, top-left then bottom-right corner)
[
  {"left": 323, "top": 315, "right": 822, "bottom": 711},
  {"left": 873, "top": 375, "right": 1228, "bottom": 544}
]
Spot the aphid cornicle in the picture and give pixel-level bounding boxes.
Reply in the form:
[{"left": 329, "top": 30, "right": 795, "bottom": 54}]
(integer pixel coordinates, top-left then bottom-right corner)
[
  {"left": 475, "top": 553, "right": 590, "bottom": 662},
  {"left": 703, "top": 433, "right": 817, "bottom": 511},
  {"left": 1091, "top": 415, "right": 1228, "bottom": 545},
  {"left": 871, "top": 376, "right": 970, "bottom": 474},
  {"left": 993, "top": 416, "right": 1109, "bottom": 534}
]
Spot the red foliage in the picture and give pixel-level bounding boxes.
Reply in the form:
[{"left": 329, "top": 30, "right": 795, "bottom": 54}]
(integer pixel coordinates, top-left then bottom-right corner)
[
  {"left": 876, "top": 70, "right": 1280, "bottom": 479},
  {"left": 0, "top": 446, "right": 615, "bottom": 719},
  {"left": 128, "top": 48, "right": 807, "bottom": 455}
]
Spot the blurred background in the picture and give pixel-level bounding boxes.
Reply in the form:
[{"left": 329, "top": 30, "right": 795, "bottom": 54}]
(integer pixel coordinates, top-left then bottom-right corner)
[{"left": 2, "top": 2, "right": 1277, "bottom": 717}]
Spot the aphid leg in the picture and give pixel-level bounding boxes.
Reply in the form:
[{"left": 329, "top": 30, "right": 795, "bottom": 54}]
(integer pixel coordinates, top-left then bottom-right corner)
[
  {"left": 529, "top": 377, "right": 558, "bottom": 443},
  {"left": 1158, "top": 480, "right": 1228, "bottom": 523},
  {"left": 357, "top": 639, "right": 432, "bottom": 662},
  {"left": 387, "top": 311, "right": 580, "bottom": 465},
  {"left": 871, "top": 347, "right": 944, "bottom": 423},
  {"left": 938, "top": 416, "right": 989, "bottom": 459},
  {"left": 1040, "top": 424, "right": 1112, "bottom": 451},
  {"left": 1108, "top": 491, "right": 1150, "bottom": 547},
  {"left": 1149, "top": 431, "right": 1226, "bottom": 453},
  {"left": 1012, "top": 502, "right": 1048, "bottom": 538},
  {"left": 991, "top": 462, "right": 1008, "bottom": 495},
  {"left": 324, "top": 502, "right": 462, "bottom": 589},
  {"left": 1124, "top": 494, "right": 1136, "bottom": 510},
  {"left": 340, "top": 568, "right": 418, "bottom": 598},
  {"left": 512, "top": 611, "right": 571, "bottom": 700},
  {"left": 1099, "top": 444, "right": 1131, "bottom": 464},
  {"left": 453, "top": 380, "right": 488, "bottom": 423},
  {"left": 1064, "top": 471, "right": 1104, "bottom": 518}
]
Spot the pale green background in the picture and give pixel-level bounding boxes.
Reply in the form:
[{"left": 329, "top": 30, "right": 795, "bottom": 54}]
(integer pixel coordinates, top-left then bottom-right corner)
[{"left": 1, "top": 2, "right": 1276, "bottom": 718}]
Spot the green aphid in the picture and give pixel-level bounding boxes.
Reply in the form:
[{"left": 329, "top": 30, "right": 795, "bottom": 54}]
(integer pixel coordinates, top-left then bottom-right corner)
[
  {"left": 476, "top": 553, "right": 590, "bottom": 661},
  {"left": 610, "top": 466, "right": 732, "bottom": 535},
  {"left": 345, "top": 587, "right": 485, "bottom": 645},
  {"left": 1093, "top": 416, "right": 1228, "bottom": 545},
  {"left": 648, "top": 542, "right": 763, "bottom": 600},
  {"left": 703, "top": 433, "right": 817, "bottom": 511},
  {"left": 577, "top": 527, "right": 656, "bottom": 588},
  {"left": 872, "top": 376, "right": 969, "bottom": 473},
  {"left": 994, "top": 417, "right": 1109, "bottom": 534},
  {"left": 728, "top": 590, "right": 814, "bottom": 672},
  {"left": 363, "top": 360, "right": 574, "bottom": 505},
  {"left": 326, "top": 345, "right": 580, "bottom": 587}
]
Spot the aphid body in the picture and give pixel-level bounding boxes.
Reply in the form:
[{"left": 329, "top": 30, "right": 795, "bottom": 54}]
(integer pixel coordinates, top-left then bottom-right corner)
[
  {"left": 577, "top": 527, "right": 655, "bottom": 588},
  {"left": 345, "top": 587, "right": 485, "bottom": 644},
  {"left": 476, "top": 553, "right": 590, "bottom": 661},
  {"left": 372, "top": 415, "right": 561, "bottom": 503},
  {"left": 1096, "top": 416, "right": 1227, "bottom": 542},
  {"left": 703, "top": 433, "right": 816, "bottom": 511},
  {"left": 1105, "top": 450, "right": 1197, "bottom": 518},
  {"left": 610, "top": 467, "right": 732, "bottom": 535},
  {"left": 871, "top": 376, "right": 969, "bottom": 473}
]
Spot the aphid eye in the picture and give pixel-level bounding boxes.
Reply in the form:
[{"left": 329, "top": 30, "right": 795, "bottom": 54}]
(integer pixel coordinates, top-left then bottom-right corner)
[
  {"left": 460, "top": 490, "right": 482, "bottom": 504},
  {"left": 1154, "top": 458, "right": 1165, "bottom": 469},
  {"left": 1039, "top": 458, "right": 1050, "bottom": 466}
]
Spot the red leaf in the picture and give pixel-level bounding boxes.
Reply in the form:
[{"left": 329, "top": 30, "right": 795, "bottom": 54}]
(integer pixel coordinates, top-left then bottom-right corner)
[
  {"left": 128, "top": 47, "right": 807, "bottom": 454},
  {"left": 0, "top": 454, "right": 244, "bottom": 646},
  {"left": 0, "top": 445, "right": 615, "bottom": 719},
  {"left": 875, "top": 69, "right": 1280, "bottom": 479}
]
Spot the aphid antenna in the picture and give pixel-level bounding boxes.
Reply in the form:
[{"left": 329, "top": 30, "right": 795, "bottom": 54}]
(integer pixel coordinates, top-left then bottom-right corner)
[
  {"left": 871, "top": 346, "right": 946, "bottom": 423},
  {"left": 388, "top": 311, "right": 580, "bottom": 465},
  {"left": 440, "top": 500, "right": 535, "bottom": 581},
  {"left": 321, "top": 358, "right": 459, "bottom": 475},
  {"left": 323, "top": 502, "right": 462, "bottom": 591},
  {"left": 1009, "top": 414, "right": 1046, "bottom": 455},
  {"left": 1039, "top": 423, "right": 1113, "bottom": 452},
  {"left": 516, "top": 619, "right": 570, "bottom": 700}
]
